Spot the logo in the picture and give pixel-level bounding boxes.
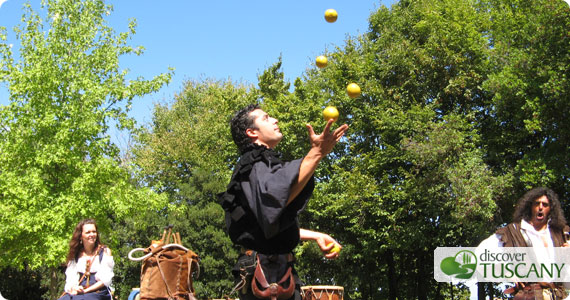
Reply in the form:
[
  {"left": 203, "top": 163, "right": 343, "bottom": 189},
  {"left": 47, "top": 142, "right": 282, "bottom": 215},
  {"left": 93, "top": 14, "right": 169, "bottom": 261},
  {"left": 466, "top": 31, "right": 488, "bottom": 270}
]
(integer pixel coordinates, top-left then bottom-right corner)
[
  {"left": 434, "top": 247, "right": 570, "bottom": 283},
  {"left": 440, "top": 250, "right": 477, "bottom": 279}
]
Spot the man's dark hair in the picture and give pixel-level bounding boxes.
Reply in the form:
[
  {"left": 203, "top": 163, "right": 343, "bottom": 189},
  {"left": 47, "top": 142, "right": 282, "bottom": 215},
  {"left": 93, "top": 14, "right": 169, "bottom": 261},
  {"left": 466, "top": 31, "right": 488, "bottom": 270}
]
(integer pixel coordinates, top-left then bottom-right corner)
[
  {"left": 230, "top": 104, "right": 260, "bottom": 154},
  {"left": 513, "top": 187, "right": 567, "bottom": 231}
]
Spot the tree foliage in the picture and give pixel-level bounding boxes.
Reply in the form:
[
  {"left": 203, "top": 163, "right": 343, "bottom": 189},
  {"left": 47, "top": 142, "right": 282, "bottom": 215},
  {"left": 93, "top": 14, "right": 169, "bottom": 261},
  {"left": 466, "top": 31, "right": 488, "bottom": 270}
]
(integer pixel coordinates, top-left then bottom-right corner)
[
  {"left": 292, "top": 0, "right": 567, "bottom": 298},
  {"left": 130, "top": 79, "right": 257, "bottom": 298},
  {"left": 1, "top": 0, "right": 569, "bottom": 299},
  {"left": 480, "top": 0, "right": 570, "bottom": 201},
  {"left": 131, "top": 0, "right": 568, "bottom": 299},
  {"left": 0, "top": 0, "right": 171, "bottom": 296}
]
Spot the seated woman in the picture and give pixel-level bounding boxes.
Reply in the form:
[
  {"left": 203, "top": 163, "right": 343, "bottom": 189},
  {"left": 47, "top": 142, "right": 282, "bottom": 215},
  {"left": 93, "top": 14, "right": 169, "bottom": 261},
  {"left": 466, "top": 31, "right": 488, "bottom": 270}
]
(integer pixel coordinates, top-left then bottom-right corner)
[{"left": 59, "top": 219, "right": 114, "bottom": 300}]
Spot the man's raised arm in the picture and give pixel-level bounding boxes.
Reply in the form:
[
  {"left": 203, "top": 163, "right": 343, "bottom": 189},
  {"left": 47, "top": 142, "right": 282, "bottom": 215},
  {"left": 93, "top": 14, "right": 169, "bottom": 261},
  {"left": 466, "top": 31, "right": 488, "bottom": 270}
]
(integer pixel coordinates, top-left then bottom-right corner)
[{"left": 287, "top": 119, "right": 349, "bottom": 205}]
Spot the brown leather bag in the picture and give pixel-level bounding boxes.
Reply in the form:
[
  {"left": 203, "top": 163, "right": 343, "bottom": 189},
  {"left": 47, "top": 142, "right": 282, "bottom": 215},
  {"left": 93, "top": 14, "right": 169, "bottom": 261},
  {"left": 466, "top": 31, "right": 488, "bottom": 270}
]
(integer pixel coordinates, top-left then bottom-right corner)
[
  {"left": 251, "top": 256, "right": 295, "bottom": 300},
  {"left": 129, "top": 228, "right": 200, "bottom": 300}
]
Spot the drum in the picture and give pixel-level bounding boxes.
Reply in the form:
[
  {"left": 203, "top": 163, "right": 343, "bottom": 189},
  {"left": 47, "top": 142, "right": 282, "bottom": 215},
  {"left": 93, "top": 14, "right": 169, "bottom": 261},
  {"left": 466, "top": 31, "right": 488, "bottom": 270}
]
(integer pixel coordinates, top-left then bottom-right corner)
[{"left": 301, "top": 286, "right": 344, "bottom": 300}]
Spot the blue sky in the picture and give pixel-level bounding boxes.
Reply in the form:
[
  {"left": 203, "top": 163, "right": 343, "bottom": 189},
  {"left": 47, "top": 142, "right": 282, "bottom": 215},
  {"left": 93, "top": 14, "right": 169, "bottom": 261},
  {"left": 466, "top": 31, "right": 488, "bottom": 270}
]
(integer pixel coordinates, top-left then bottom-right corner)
[{"left": 0, "top": 0, "right": 395, "bottom": 147}]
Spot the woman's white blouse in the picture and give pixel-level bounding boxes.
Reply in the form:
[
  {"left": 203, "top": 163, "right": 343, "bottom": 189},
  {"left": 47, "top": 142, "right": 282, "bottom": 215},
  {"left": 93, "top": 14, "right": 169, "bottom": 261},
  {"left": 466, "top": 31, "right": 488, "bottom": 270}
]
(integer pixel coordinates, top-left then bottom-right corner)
[{"left": 64, "top": 250, "right": 115, "bottom": 292}]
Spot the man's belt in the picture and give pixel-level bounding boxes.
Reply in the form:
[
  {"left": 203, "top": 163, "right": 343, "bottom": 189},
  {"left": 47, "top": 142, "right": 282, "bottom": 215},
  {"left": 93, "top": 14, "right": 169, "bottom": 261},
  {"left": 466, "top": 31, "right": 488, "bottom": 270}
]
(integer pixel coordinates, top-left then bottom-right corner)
[{"left": 241, "top": 248, "right": 295, "bottom": 263}]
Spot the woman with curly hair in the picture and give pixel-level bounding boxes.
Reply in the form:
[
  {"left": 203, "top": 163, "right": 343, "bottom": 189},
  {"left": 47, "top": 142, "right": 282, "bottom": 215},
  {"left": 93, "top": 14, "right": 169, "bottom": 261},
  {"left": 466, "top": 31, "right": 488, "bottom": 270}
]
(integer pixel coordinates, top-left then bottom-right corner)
[{"left": 58, "top": 219, "right": 114, "bottom": 300}]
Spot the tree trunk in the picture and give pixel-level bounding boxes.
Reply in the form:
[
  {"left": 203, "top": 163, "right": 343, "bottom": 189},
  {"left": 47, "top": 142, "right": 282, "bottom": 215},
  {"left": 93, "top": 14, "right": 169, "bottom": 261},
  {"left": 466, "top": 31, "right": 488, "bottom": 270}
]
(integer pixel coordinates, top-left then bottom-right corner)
[
  {"left": 49, "top": 266, "right": 60, "bottom": 299},
  {"left": 477, "top": 282, "right": 485, "bottom": 300},
  {"left": 435, "top": 282, "right": 442, "bottom": 300},
  {"left": 387, "top": 249, "right": 398, "bottom": 300},
  {"left": 417, "top": 252, "right": 427, "bottom": 300}
]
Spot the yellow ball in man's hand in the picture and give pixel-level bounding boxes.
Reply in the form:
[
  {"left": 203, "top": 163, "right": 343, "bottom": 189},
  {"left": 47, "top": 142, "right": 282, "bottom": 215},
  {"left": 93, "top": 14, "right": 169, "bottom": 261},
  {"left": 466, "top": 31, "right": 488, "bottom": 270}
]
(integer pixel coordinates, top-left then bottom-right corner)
[{"left": 327, "top": 243, "right": 341, "bottom": 254}]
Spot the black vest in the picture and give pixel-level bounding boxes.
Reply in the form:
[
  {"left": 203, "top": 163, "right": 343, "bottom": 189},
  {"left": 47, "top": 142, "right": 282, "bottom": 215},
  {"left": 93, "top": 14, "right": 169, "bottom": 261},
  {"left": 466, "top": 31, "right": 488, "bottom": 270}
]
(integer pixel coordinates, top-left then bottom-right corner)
[{"left": 218, "top": 145, "right": 301, "bottom": 254}]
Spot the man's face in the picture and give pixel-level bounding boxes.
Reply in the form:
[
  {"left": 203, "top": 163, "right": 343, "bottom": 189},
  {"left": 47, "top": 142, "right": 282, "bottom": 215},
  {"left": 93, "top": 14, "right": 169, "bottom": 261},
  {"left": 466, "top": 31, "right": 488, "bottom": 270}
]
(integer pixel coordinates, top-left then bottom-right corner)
[
  {"left": 247, "top": 109, "right": 282, "bottom": 149},
  {"left": 531, "top": 195, "right": 551, "bottom": 227}
]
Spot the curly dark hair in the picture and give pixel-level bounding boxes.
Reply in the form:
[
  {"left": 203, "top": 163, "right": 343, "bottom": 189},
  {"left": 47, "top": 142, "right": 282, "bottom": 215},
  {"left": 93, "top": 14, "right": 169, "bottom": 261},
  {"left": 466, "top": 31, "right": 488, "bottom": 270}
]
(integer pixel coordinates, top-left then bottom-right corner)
[
  {"left": 230, "top": 104, "right": 260, "bottom": 154},
  {"left": 513, "top": 187, "right": 567, "bottom": 231},
  {"left": 66, "top": 219, "right": 102, "bottom": 263}
]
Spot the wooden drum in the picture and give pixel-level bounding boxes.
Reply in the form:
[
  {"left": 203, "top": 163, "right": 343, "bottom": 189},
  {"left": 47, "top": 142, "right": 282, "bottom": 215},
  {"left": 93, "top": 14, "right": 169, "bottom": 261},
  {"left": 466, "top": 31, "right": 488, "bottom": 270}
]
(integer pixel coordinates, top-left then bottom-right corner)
[{"left": 301, "top": 286, "right": 344, "bottom": 300}]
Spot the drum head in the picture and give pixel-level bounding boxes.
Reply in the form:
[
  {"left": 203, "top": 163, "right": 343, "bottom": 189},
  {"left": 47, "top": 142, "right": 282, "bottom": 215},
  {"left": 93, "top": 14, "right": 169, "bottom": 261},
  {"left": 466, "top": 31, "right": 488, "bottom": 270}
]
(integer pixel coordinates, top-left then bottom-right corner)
[
  {"left": 302, "top": 286, "right": 344, "bottom": 291},
  {"left": 301, "top": 286, "right": 344, "bottom": 300}
]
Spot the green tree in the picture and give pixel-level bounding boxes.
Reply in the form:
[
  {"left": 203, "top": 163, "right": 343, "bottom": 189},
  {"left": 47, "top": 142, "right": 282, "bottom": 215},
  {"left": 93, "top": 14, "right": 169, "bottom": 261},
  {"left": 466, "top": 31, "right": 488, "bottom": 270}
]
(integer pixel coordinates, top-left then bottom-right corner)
[
  {"left": 127, "top": 0, "right": 570, "bottom": 299},
  {"left": 0, "top": 0, "right": 171, "bottom": 298},
  {"left": 131, "top": 79, "right": 256, "bottom": 298},
  {"left": 290, "top": 0, "right": 568, "bottom": 298},
  {"left": 272, "top": 0, "right": 509, "bottom": 298},
  {"left": 480, "top": 0, "right": 570, "bottom": 202}
]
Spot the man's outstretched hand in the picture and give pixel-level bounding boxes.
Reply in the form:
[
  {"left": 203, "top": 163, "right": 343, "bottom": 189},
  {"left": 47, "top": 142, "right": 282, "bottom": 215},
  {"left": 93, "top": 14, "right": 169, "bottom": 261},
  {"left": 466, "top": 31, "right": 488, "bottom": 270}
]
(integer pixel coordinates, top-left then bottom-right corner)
[{"left": 306, "top": 119, "right": 349, "bottom": 157}]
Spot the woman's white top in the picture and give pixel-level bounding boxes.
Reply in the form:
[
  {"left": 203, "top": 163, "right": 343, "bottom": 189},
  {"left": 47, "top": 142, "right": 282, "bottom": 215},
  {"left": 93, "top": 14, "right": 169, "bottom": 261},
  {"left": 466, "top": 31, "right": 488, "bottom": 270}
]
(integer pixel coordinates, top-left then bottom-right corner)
[{"left": 64, "top": 248, "right": 115, "bottom": 293}]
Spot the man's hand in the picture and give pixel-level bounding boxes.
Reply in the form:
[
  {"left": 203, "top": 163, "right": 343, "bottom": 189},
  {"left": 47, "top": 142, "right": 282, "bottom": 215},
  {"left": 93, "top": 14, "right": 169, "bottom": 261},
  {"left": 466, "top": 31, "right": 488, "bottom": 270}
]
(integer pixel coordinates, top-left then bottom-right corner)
[
  {"left": 300, "top": 229, "right": 342, "bottom": 260},
  {"left": 305, "top": 119, "right": 349, "bottom": 157},
  {"left": 316, "top": 235, "right": 342, "bottom": 260}
]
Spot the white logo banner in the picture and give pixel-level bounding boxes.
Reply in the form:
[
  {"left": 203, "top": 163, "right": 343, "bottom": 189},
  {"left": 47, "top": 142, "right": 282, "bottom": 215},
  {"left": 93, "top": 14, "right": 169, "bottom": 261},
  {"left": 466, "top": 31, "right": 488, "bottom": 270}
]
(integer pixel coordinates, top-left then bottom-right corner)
[{"left": 434, "top": 247, "right": 570, "bottom": 282}]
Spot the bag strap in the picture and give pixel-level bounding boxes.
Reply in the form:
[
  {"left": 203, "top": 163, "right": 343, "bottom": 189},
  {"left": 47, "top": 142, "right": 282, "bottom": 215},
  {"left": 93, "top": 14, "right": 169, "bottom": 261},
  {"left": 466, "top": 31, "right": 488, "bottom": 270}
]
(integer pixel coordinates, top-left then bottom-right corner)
[
  {"left": 155, "top": 251, "right": 176, "bottom": 299},
  {"left": 186, "top": 254, "right": 200, "bottom": 296},
  {"left": 228, "top": 251, "right": 257, "bottom": 296},
  {"left": 98, "top": 246, "right": 105, "bottom": 263},
  {"left": 179, "top": 251, "right": 199, "bottom": 298},
  {"left": 251, "top": 256, "right": 295, "bottom": 300},
  {"left": 82, "top": 246, "right": 103, "bottom": 288}
]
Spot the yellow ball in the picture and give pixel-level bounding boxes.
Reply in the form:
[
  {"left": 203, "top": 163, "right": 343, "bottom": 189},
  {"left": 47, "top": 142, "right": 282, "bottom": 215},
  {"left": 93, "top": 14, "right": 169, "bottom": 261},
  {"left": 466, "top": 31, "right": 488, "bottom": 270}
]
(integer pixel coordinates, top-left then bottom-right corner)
[
  {"left": 316, "top": 55, "right": 328, "bottom": 68},
  {"left": 324, "top": 9, "right": 338, "bottom": 23},
  {"left": 346, "top": 83, "right": 361, "bottom": 98},
  {"left": 322, "top": 106, "right": 339, "bottom": 122},
  {"left": 327, "top": 243, "right": 341, "bottom": 254}
]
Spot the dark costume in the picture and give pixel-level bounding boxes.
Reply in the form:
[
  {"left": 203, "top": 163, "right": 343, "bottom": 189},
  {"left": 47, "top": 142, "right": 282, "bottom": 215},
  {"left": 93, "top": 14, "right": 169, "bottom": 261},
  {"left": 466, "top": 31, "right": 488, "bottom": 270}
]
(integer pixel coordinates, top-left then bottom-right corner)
[
  {"left": 496, "top": 222, "right": 570, "bottom": 299},
  {"left": 219, "top": 144, "right": 315, "bottom": 300}
]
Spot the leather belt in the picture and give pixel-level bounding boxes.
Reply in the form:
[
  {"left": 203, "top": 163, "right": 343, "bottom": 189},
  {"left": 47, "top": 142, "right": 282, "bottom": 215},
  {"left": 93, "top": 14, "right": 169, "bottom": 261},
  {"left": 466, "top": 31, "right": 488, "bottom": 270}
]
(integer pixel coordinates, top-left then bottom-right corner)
[{"left": 241, "top": 249, "right": 295, "bottom": 263}]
